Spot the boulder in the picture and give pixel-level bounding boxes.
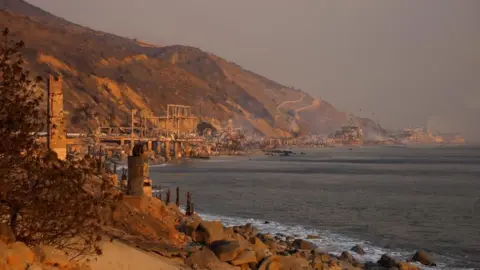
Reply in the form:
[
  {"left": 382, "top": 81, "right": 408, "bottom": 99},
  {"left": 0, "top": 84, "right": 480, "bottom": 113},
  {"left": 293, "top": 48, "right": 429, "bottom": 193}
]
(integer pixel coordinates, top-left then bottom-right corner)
[
  {"left": 8, "top": 242, "right": 35, "bottom": 264},
  {"left": 259, "top": 233, "right": 275, "bottom": 241},
  {"left": 377, "top": 254, "right": 398, "bottom": 268},
  {"left": 179, "top": 215, "right": 202, "bottom": 237},
  {"left": 229, "top": 234, "right": 252, "bottom": 249},
  {"left": 230, "top": 250, "right": 257, "bottom": 266},
  {"left": 209, "top": 240, "right": 243, "bottom": 262},
  {"left": 36, "top": 245, "right": 70, "bottom": 268},
  {"left": 312, "top": 252, "right": 330, "bottom": 263},
  {"left": 338, "top": 260, "right": 364, "bottom": 270},
  {"left": 307, "top": 234, "right": 321, "bottom": 240},
  {"left": 233, "top": 224, "right": 258, "bottom": 239},
  {"left": 327, "top": 260, "right": 344, "bottom": 270},
  {"left": 279, "top": 256, "right": 310, "bottom": 269},
  {"left": 285, "top": 236, "right": 295, "bottom": 242},
  {"left": 0, "top": 223, "right": 15, "bottom": 244},
  {"left": 292, "top": 239, "right": 317, "bottom": 250},
  {"left": 364, "top": 261, "right": 389, "bottom": 270},
  {"left": 193, "top": 221, "right": 225, "bottom": 244},
  {"left": 6, "top": 250, "right": 28, "bottom": 270},
  {"left": 25, "top": 264, "right": 43, "bottom": 270},
  {"left": 339, "top": 251, "right": 359, "bottom": 265},
  {"left": 224, "top": 227, "right": 235, "bottom": 237},
  {"left": 411, "top": 250, "right": 436, "bottom": 266},
  {"left": 250, "top": 237, "right": 269, "bottom": 250},
  {"left": 205, "top": 261, "right": 243, "bottom": 270},
  {"left": 254, "top": 248, "right": 273, "bottom": 262},
  {"left": 258, "top": 255, "right": 281, "bottom": 270},
  {"left": 397, "top": 262, "right": 420, "bottom": 270},
  {"left": 293, "top": 249, "right": 311, "bottom": 259},
  {"left": 185, "top": 247, "right": 221, "bottom": 269},
  {"left": 350, "top": 244, "right": 366, "bottom": 255},
  {"left": 263, "top": 239, "right": 286, "bottom": 253}
]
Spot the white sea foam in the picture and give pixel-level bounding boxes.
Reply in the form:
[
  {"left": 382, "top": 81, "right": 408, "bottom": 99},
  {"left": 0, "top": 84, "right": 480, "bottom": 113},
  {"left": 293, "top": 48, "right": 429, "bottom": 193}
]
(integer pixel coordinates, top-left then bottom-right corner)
[
  {"left": 193, "top": 211, "right": 474, "bottom": 270},
  {"left": 115, "top": 165, "right": 127, "bottom": 171},
  {"left": 116, "top": 163, "right": 168, "bottom": 171},
  {"left": 150, "top": 163, "right": 169, "bottom": 168}
]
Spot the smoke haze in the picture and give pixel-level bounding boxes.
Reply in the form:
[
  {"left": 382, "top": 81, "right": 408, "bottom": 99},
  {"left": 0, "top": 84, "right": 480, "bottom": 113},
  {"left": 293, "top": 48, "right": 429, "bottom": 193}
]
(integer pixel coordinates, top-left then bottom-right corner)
[{"left": 27, "top": 0, "right": 480, "bottom": 140}]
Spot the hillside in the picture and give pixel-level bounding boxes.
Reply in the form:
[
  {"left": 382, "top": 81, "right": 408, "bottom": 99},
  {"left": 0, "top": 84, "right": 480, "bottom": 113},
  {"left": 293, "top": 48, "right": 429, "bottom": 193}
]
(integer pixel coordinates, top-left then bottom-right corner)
[{"left": 0, "top": 0, "right": 379, "bottom": 137}]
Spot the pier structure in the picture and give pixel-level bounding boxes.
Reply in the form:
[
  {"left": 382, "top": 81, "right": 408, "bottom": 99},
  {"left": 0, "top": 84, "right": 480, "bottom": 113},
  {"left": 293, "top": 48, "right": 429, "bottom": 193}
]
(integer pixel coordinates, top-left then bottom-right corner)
[
  {"left": 43, "top": 73, "right": 205, "bottom": 160},
  {"left": 98, "top": 104, "right": 202, "bottom": 160}
]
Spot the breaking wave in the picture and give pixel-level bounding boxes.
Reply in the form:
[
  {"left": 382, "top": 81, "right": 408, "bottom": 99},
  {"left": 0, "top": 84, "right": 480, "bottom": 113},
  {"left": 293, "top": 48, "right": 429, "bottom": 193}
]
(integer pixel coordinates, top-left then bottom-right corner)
[{"left": 196, "top": 211, "right": 474, "bottom": 270}]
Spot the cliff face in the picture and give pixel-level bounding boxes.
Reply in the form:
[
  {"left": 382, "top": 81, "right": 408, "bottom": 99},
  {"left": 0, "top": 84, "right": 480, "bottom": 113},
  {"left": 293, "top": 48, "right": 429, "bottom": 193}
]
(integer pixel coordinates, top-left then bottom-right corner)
[{"left": 0, "top": 0, "right": 360, "bottom": 136}]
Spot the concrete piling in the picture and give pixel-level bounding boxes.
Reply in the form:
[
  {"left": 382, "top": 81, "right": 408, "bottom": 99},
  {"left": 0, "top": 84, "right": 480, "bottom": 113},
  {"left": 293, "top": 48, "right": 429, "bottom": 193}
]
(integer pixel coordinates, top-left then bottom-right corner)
[
  {"left": 176, "top": 187, "right": 180, "bottom": 206},
  {"left": 127, "top": 143, "right": 148, "bottom": 196},
  {"left": 164, "top": 141, "right": 171, "bottom": 161},
  {"left": 174, "top": 141, "right": 181, "bottom": 159},
  {"left": 186, "top": 192, "right": 192, "bottom": 216},
  {"left": 166, "top": 189, "right": 171, "bottom": 205},
  {"left": 121, "top": 168, "right": 127, "bottom": 191}
]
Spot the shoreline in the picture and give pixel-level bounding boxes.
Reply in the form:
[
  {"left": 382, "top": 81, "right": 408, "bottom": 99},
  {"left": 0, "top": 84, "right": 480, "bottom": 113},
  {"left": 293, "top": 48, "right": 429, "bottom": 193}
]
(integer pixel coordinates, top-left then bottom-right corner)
[
  {"left": 191, "top": 209, "right": 474, "bottom": 270},
  {"left": 173, "top": 205, "right": 448, "bottom": 270},
  {"left": 112, "top": 150, "right": 478, "bottom": 269}
]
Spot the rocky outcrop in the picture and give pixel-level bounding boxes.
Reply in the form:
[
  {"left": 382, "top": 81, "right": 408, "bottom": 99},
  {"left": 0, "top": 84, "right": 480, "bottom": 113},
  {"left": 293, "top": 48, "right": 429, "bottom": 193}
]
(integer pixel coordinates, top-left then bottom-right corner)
[
  {"left": 185, "top": 247, "right": 221, "bottom": 269},
  {"left": 209, "top": 240, "right": 243, "bottom": 262},
  {"left": 229, "top": 250, "right": 256, "bottom": 266},
  {"left": 411, "top": 250, "right": 436, "bottom": 266},
  {"left": 292, "top": 239, "right": 317, "bottom": 250},
  {"left": 377, "top": 254, "right": 398, "bottom": 268},
  {"left": 350, "top": 244, "right": 366, "bottom": 255},
  {"left": 0, "top": 239, "right": 90, "bottom": 270},
  {"left": 192, "top": 221, "right": 225, "bottom": 244},
  {"left": 397, "top": 262, "right": 420, "bottom": 270},
  {"left": 339, "top": 251, "right": 360, "bottom": 266}
]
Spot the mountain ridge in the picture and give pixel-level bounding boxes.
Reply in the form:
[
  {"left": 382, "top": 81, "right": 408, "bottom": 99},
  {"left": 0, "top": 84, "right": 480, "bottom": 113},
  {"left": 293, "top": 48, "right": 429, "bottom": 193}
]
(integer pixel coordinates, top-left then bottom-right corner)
[{"left": 0, "top": 0, "right": 383, "bottom": 137}]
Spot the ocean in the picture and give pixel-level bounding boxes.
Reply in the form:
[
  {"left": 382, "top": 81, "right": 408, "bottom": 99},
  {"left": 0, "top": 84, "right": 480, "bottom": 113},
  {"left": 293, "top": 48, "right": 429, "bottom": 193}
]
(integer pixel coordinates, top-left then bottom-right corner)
[{"left": 149, "top": 145, "right": 480, "bottom": 269}]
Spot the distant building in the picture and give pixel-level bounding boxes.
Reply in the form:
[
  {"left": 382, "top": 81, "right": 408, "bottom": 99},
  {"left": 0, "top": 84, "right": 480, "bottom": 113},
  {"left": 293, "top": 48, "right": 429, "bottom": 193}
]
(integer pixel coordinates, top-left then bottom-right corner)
[{"left": 330, "top": 125, "right": 364, "bottom": 145}]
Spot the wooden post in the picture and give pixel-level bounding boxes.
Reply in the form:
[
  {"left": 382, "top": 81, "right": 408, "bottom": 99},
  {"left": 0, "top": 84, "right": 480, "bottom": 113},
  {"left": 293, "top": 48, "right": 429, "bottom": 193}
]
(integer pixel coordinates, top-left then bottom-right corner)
[
  {"left": 121, "top": 168, "right": 127, "bottom": 191},
  {"left": 176, "top": 187, "right": 180, "bottom": 206},
  {"left": 166, "top": 189, "right": 171, "bottom": 205},
  {"left": 186, "top": 192, "right": 192, "bottom": 216}
]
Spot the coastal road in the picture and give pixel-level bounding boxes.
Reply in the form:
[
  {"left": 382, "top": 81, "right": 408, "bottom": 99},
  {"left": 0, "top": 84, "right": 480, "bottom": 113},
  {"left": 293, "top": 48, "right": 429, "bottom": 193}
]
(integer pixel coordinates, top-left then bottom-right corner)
[{"left": 275, "top": 92, "right": 304, "bottom": 118}]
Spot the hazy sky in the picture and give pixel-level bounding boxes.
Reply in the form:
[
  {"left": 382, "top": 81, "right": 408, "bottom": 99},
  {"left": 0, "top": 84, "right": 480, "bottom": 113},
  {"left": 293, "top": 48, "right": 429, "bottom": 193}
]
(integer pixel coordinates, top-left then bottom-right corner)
[{"left": 27, "top": 0, "right": 480, "bottom": 138}]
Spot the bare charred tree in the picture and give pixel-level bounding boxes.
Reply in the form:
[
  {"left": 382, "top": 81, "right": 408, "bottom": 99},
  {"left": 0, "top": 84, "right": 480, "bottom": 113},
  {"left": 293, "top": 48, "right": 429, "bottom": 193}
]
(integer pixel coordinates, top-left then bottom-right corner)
[{"left": 0, "top": 28, "right": 118, "bottom": 258}]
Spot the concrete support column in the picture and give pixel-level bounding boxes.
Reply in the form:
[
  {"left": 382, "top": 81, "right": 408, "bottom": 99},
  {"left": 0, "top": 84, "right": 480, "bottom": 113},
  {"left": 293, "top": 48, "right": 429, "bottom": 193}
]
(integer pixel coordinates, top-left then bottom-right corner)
[
  {"left": 147, "top": 141, "right": 152, "bottom": 152},
  {"left": 129, "top": 142, "right": 134, "bottom": 156},
  {"left": 155, "top": 141, "right": 161, "bottom": 154},
  {"left": 206, "top": 145, "right": 212, "bottom": 156},
  {"left": 185, "top": 144, "right": 192, "bottom": 157},
  {"left": 174, "top": 141, "right": 182, "bottom": 159},
  {"left": 164, "top": 141, "right": 171, "bottom": 161},
  {"left": 127, "top": 155, "right": 145, "bottom": 196}
]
